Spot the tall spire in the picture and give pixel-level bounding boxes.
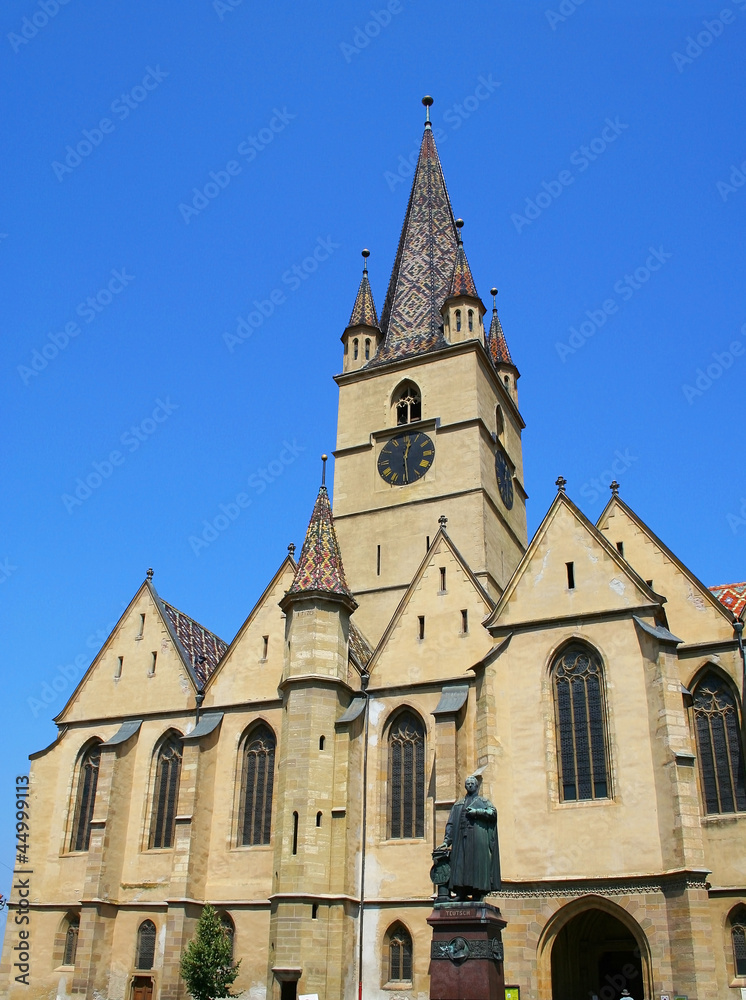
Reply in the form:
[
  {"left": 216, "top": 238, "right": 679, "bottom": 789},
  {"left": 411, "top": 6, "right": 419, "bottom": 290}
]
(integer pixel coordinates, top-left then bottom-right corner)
[
  {"left": 487, "top": 287, "right": 514, "bottom": 366},
  {"left": 447, "top": 219, "right": 480, "bottom": 300},
  {"left": 375, "top": 97, "right": 458, "bottom": 363},
  {"left": 346, "top": 249, "right": 380, "bottom": 330},
  {"left": 286, "top": 465, "right": 356, "bottom": 606}
]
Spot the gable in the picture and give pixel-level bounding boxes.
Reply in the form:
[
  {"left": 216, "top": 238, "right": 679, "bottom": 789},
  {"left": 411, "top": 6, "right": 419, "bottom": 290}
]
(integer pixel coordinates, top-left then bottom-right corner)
[
  {"left": 369, "top": 532, "right": 494, "bottom": 688},
  {"left": 597, "top": 499, "right": 734, "bottom": 645},
  {"left": 487, "top": 495, "right": 658, "bottom": 630}
]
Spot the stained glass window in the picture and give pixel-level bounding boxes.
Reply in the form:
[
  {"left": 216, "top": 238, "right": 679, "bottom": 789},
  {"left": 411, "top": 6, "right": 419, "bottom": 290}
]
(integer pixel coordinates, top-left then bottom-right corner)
[
  {"left": 136, "top": 920, "right": 156, "bottom": 970},
  {"left": 240, "top": 725, "right": 275, "bottom": 846},
  {"left": 387, "top": 924, "right": 413, "bottom": 983},
  {"left": 553, "top": 645, "right": 610, "bottom": 801},
  {"left": 693, "top": 673, "right": 746, "bottom": 815},
  {"left": 388, "top": 712, "right": 425, "bottom": 838}
]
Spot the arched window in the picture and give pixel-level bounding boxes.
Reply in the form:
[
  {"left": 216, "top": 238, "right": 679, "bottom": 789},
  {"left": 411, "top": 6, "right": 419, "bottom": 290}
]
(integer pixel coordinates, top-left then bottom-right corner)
[
  {"left": 468, "top": 309, "right": 474, "bottom": 332},
  {"left": 730, "top": 907, "right": 746, "bottom": 977},
  {"left": 70, "top": 743, "right": 101, "bottom": 852},
  {"left": 692, "top": 672, "right": 746, "bottom": 814},
  {"left": 388, "top": 711, "right": 425, "bottom": 838},
  {"left": 63, "top": 915, "right": 79, "bottom": 966},
  {"left": 353, "top": 339, "right": 359, "bottom": 360},
  {"left": 395, "top": 382, "right": 421, "bottom": 426},
  {"left": 136, "top": 920, "right": 156, "bottom": 970},
  {"left": 240, "top": 724, "right": 276, "bottom": 846},
  {"left": 365, "top": 338, "right": 371, "bottom": 359},
  {"left": 552, "top": 645, "right": 610, "bottom": 802},
  {"left": 455, "top": 309, "right": 462, "bottom": 332},
  {"left": 149, "top": 736, "right": 182, "bottom": 849},
  {"left": 385, "top": 923, "right": 413, "bottom": 984},
  {"left": 495, "top": 405, "right": 504, "bottom": 442},
  {"left": 220, "top": 912, "right": 235, "bottom": 964}
]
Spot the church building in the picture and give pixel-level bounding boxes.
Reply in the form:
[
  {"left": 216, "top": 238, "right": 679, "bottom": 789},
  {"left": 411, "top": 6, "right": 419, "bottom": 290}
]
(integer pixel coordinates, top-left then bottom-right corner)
[{"left": 3, "top": 99, "right": 746, "bottom": 1000}]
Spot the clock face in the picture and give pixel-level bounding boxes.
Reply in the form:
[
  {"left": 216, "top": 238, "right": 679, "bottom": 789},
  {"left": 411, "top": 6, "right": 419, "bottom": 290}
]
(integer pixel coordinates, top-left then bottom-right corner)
[
  {"left": 377, "top": 432, "right": 435, "bottom": 486},
  {"left": 495, "top": 448, "right": 514, "bottom": 509}
]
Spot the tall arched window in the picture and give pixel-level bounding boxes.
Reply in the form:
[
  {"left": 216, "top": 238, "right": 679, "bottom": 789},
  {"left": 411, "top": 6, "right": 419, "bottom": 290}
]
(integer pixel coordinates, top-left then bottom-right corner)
[
  {"left": 240, "top": 724, "right": 276, "bottom": 846},
  {"left": 388, "top": 711, "right": 425, "bottom": 838},
  {"left": 63, "top": 914, "right": 79, "bottom": 966},
  {"left": 70, "top": 743, "right": 101, "bottom": 852},
  {"left": 455, "top": 309, "right": 462, "bottom": 332},
  {"left": 220, "top": 912, "right": 236, "bottom": 964},
  {"left": 385, "top": 923, "right": 413, "bottom": 984},
  {"left": 692, "top": 672, "right": 746, "bottom": 814},
  {"left": 730, "top": 907, "right": 746, "bottom": 977},
  {"left": 468, "top": 309, "right": 474, "bottom": 332},
  {"left": 395, "top": 382, "right": 421, "bottom": 426},
  {"left": 136, "top": 920, "right": 156, "bottom": 970},
  {"left": 552, "top": 645, "right": 610, "bottom": 802},
  {"left": 149, "top": 736, "right": 182, "bottom": 849}
]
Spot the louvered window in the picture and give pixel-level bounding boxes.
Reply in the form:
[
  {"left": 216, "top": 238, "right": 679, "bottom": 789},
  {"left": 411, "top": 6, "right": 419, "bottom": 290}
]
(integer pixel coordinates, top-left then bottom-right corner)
[
  {"left": 732, "top": 915, "right": 746, "bottom": 977},
  {"left": 71, "top": 746, "right": 101, "bottom": 851},
  {"left": 240, "top": 725, "right": 276, "bottom": 845},
  {"left": 693, "top": 673, "right": 746, "bottom": 814},
  {"left": 149, "top": 738, "right": 182, "bottom": 849},
  {"left": 553, "top": 645, "right": 610, "bottom": 801},
  {"left": 136, "top": 920, "right": 156, "bottom": 970},
  {"left": 387, "top": 924, "right": 413, "bottom": 983},
  {"left": 63, "top": 917, "right": 79, "bottom": 966},
  {"left": 388, "top": 712, "right": 425, "bottom": 838}
]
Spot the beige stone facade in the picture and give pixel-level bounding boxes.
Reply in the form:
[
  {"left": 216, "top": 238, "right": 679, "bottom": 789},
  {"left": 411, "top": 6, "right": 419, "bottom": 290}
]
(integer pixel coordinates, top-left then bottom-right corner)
[{"left": 2, "top": 115, "right": 745, "bottom": 1000}]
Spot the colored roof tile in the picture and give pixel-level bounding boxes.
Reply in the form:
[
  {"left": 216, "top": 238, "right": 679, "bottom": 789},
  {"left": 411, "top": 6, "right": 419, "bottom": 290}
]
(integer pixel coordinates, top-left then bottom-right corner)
[
  {"left": 448, "top": 239, "right": 479, "bottom": 299},
  {"left": 374, "top": 124, "right": 458, "bottom": 364},
  {"left": 349, "top": 620, "right": 373, "bottom": 670},
  {"left": 287, "top": 485, "right": 354, "bottom": 601},
  {"left": 161, "top": 600, "right": 228, "bottom": 686},
  {"left": 347, "top": 269, "right": 380, "bottom": 330},
  {"left": 709, "top": 582, "right": 746, "bottom": 618},
  {"left": 488, "top": 307, "right": 513, "bottom": 366}
]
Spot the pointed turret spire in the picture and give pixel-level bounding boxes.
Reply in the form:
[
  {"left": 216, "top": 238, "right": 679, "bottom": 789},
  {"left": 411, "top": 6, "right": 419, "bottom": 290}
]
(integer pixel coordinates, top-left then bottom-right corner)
[
  {"left": 487, "top": 288, "right": 514, "bottom": 366},
  {"left": 286, "top": 461, "right": 356, "bottom": 606},
  {"left": 346, "top": 249, "right": 380, "bottom": 330},
  {"left": 375, "top": 97, "right": 459, "bottom": 363},
  {"left": 448, "top": 219, "right": 479, "bottom": 299}
]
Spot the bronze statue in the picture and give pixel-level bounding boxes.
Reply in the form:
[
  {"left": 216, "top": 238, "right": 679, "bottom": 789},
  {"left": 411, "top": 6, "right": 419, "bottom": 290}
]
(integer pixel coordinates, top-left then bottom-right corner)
[{"left": 437, "top": 776, "right": 501, "bottom": 901}]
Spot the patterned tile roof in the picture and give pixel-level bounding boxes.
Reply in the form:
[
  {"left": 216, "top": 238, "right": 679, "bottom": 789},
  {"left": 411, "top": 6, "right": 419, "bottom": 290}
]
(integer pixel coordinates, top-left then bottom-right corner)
[
  {"left": 347, "top": 269, "right": 380, "bottom": 330},
  {"left": 161, "top": 600, "right": 228, "bottom": 686},
  {"left": 287, "top": 485, "right": 354, "bottom": 602},
  {"left": 448, "top": 239, "right": 479, "bottom": 299},
  {"left": 488, "top": 306, "right": 513, "bottom": 366},
  {"left": 709, "top": 582, "right": 746, "bottom": 618},
  {"left": 349, "top": 620, "right": 374, "bottom": 670},
  {"left": 374, "top": 124, "right": 458, "bottom": 364}
]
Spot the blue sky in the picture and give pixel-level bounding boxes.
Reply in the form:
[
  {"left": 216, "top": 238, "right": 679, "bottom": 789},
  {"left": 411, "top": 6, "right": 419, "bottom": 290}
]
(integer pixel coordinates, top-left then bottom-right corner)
[{"left": 1, "top": 0, "right": 745, "bottom": 922}]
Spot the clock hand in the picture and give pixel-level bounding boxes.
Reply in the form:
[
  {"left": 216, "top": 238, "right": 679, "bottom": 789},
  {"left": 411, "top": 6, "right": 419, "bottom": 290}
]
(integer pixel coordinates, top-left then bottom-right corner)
[{"left": 403, "top": 437, "right": 411, "bottom": 484}]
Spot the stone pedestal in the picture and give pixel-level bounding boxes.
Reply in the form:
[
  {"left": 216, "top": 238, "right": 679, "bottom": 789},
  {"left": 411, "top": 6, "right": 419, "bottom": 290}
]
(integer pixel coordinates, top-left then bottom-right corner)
[{"left": 427, "top": 901, "right": 506, "bottom": 1000}]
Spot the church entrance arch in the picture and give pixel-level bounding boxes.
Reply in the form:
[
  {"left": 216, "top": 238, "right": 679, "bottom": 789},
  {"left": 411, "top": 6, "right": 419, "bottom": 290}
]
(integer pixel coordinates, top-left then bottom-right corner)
[{"left": 537, "top": 896, "right": 651, "bottom": 1000}]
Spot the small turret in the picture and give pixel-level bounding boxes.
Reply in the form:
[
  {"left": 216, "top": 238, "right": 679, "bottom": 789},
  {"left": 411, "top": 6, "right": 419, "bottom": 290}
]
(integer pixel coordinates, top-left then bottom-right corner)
[
  {"left": 341, "top": 250, "right": 381, "bottom": 373},
  {"left": 487, "top": 287, "right": 519, "bottom": 406},
  {"left": 441, "top": 219, "right": 486, "bottom": 346}
]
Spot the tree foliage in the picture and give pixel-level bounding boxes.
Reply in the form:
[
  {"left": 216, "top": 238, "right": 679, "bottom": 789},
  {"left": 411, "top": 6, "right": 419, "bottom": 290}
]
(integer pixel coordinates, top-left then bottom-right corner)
[{"left": 180, "top": 904, "right": 241, "bottom": 1000}]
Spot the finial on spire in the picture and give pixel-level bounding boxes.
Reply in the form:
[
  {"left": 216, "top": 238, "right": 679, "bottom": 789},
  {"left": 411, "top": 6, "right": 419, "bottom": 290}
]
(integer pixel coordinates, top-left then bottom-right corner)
[
  {"left": 490, "top": 287, "right": 498, "bottom": 311},
  {"left": 288, "top": 542, "right": 296, "bottom": 557},
  {"left": 455, "top": 218, "right": 464, "bottom": 244},
  {"left": 146, "top": 567, "right": 154, "bottom": 580},
  {"left": 610, "top": 480, "right": 620, "bottom": 496},
  {"left": 321, "top": 454, "right": 328, "bottom": 486},
  {"left": 555, "top": 476, "right": 567, "bottom": 493},
  {"left": 422, "top": 95, "right": 433, "bottom": 126},
  {"left": 438, "top": 514, "right": 448, "bottom": 530},
  {"left": 361, "top": 248, "right": 370, "bottom": 273}
]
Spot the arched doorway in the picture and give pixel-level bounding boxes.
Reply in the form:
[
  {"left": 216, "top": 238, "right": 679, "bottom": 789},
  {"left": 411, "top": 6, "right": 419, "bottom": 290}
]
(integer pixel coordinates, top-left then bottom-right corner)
[{"left": 548, "top": 904, "right": 646, "bottom": 1000}]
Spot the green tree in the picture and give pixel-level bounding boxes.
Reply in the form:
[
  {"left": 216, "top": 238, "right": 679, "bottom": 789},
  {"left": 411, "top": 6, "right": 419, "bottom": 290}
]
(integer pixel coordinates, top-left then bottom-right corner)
[{"left": 180, "top": 904, "right": 241, "bottom": 1000}]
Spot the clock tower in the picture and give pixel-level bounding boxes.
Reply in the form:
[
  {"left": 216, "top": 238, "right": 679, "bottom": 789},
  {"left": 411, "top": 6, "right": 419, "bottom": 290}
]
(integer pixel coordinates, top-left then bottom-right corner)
[{"left": 332, "top": 99, "right": 528, "bottom": 642}]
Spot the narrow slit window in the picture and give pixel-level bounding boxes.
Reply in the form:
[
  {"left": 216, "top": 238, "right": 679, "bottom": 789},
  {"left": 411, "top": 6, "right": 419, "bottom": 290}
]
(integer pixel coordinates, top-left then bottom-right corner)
[
  {"left": 418, "top": 616, "right": 425, "bottom": 640},
  {"left": 504, "top": 375, "right": 509, "bottom": 387},
  {"left": 312, "top": 904, "right": 318, "bottom": 919},
  {"left": 468, "top": 309, "right": 474, "bottom": 332},
  {"left": 262, "top": 635, "right": 269, "bottom": 660},
  {"left": 439, "top": 567, "right": 446, "bottom": 592},
  {"left": 137, "top": 613, "right": 145, "bottom": 639},
  {"left": 455, "top": 309, "right": 461, "bottom": 332},
  {"left": 426, "top": 536, "right": 430, "bottom": 552},
  {"left": 365, "top": 338, "right": 371, "bottom": 359},
  {"left": 646, "top": 579, "right": 654, "bottom": 588},
  {"left": 292, "top": 811, "right": 299, "bottom": 855},
  {"left": 114, "top": 656, "right": 123, "bottom": 679},
  {"left": 353, "top": 339, "right": 359, "bottom": 360},
  {"left": 377, "top": 545, "right": 381, "bottom": 577},
  {"left": 616, "top": 542, "right": 624, "bottom": 557},
  {"left": 566, "top": 562, "right": 575, "bottom": 590},
  {"left": 316, "top": 811, "right": 322, "bottom": 827},
  {"left": 461, "top": 609, "right": 468, "bottom": 634},
  {"left": 148, "top": 651, "right": 157, "bottom": 677},
  {"left": 319, "top": 735, "right": 325, "bottom": 751}
]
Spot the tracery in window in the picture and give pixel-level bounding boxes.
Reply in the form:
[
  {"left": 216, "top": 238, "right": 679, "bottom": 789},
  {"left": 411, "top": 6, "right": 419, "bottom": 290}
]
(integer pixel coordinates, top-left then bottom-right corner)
[
  {"left": 70, "top": 744, "right": 101, "bottom": 852},
  {"left": 220, "top": 912, "right": 236, "bottom": 964},
  {"left": 552, "top": 644, "right": 610, "bottom": 802},
  {"left": 63, "top": 915, "right": 79, "bottom": 966},
  {"left": 731, "top": 908, "right": 746, "bottom": 977},
  {"left": 692, "top": 672, "right": 746, "bottom": 814},
  {"left": 136, "top": 920, "right": 156, "bottom": 970},
  {"left": 149, "top": 736, "right": 182, "bottom": 849},
  {"left": 394, "top": 381, "right": 421, "bottom": 425},
  {"left": 388, "top": 711, "right": 425, "bottom": 838},
  {"left": 385, "top": 923, "right": 413, "bottom": 984},
  {"left": 240, "top": 724, "right": 276, "bottom": 845}
]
